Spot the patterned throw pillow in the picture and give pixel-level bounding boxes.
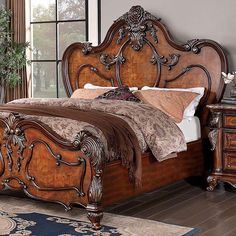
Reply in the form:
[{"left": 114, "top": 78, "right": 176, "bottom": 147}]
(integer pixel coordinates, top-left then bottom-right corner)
[{"left": 96, "top": 86, "right": 140, "bottom": 102}]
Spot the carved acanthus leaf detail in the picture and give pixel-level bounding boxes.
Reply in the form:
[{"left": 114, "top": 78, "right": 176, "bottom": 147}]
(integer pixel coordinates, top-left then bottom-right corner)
[
  {"left": 150, "top": 53, "right": 180, "bottom": 70},
  {"left": 100, "top": 53, "right": 126, "bottom": 70},
  {"left": 3, "top": 113, "right": 26, "bottom": 172},
  {"left": 89, "top": 176, "right": 103, "bottom": 203},
  {"left": 73, "top": 131, "right": 105, "bottom": 174},
  {"left": 208, "top": 129, "right": 218, "bottom": 151}
]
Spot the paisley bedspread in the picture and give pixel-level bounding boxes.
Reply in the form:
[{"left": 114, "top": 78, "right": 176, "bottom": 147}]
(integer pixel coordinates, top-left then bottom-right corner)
[{"left": 1, "top": 98, "right": 187, "bottom": 162}]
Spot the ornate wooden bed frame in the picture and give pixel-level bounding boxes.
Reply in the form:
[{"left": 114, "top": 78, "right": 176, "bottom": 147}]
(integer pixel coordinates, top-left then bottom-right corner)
[{"left": 0, "top": 6, "right": 228, "bottom": 229}]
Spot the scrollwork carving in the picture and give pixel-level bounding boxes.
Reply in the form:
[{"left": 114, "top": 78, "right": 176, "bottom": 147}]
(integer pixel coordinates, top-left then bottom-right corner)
[
  {"left": 183, "top": 39, "right": 201, "bottom": 54},
  {"left": 117, "top": 26, "right": 126, "bottom": 44},
  {"left": 26, "top": 139, "right": 86, "bottom": 197},
  {"left": 150, "top": 53, "right": 180, "bottom": 70},
  {"left": 77, "top": 64, "right": 115, "bottom": 88},
  {"left": 3, "top": 113, "right": 26, "bottom": 172},
  {"left": 3, "top": 177, "right": 27, "bottom": 190},
  {"left": 100, "top": 53, "right": 126, "bottom": 70},
  {"left": 164, "top": 64, "right": 212, "bottom": 105}
]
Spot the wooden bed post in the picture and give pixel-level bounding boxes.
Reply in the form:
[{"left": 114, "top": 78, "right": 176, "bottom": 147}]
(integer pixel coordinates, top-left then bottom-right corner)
[{"left": 73, "top": 131, "right": 105, "bottom": 230}]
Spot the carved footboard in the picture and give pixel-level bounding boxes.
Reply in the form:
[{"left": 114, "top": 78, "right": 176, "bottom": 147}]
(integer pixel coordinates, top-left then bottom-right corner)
[{"left": 0, "top": 113, "right": 104, "bottom": 230}]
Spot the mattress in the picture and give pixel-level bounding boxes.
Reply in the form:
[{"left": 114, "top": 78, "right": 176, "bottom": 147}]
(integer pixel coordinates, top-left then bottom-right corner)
[{"left": 176, "top": 116, "right": 201, "bottom": 143}]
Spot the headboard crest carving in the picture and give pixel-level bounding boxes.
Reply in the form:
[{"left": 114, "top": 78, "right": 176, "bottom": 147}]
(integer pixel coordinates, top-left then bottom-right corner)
[
  {"left": 115, "top": 5, "right": 161, "bottom": 51},
  {"left": 62, "top": 5, "right": 228, "bottom": 125}
]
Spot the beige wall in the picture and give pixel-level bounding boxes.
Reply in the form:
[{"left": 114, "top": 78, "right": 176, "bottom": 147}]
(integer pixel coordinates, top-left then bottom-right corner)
[
  {"left": 0, "top": 0, "right": 5, "bottom": 7},
  {"left": 101, "top": 0, "right": 236, "bottom": 71}
]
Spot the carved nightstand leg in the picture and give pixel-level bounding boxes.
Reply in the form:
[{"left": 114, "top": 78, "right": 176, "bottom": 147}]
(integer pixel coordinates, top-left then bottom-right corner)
[
  {"left": 206, "top": 176, "right": 218, "bottom": 191},
  {"left": 86, "top": 204, "right": 103, "bottom": 230}
]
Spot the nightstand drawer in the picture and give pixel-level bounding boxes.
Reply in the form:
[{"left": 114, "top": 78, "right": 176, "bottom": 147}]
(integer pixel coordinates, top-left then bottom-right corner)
[
  {"left": 224, "top": 132, "right": 236, "bottom": 150},
  {"left": 224, "top": 152, "right": 236, "bottom": 171},
  {"left": 224, "top": 115, "right": 236, "bottom": 127}
]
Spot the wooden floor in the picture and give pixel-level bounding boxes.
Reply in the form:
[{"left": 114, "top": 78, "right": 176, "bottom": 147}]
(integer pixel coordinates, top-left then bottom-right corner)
[{"left": 106, "top": 177, "right": 236, "bottom": 236}]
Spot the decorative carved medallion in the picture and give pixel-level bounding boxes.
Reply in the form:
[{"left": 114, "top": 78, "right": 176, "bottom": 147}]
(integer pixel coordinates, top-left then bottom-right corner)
[{"left": 115, "top": 5, "right": 161, "bottom": 51}]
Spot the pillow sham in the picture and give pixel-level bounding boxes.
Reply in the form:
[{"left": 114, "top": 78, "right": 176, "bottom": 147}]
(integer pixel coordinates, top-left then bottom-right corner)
[
  {"left": 71, "top": 88, "right": 110, "bottom": 99},
  {"left": 141, "top": 86, "right": 205, "bottom": 117},
  {"left": 96, "top": 86, "right": 141, "bottom": 102},
  {"left": 134, "top": 90, "right": 199, "bottom": 122},
  {"left": 84, "top": 83, "right": 138, "bottom": 91}
]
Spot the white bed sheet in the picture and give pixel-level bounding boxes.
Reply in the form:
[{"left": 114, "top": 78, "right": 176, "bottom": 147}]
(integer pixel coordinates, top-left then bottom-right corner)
[{"left": 176, "top": 116, "right": 201, "bottom": 143}]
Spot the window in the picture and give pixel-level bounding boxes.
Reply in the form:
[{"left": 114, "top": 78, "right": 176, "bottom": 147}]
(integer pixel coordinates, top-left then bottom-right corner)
[{"left": 28, "top": 0, "right": 99, "bottom": 98}]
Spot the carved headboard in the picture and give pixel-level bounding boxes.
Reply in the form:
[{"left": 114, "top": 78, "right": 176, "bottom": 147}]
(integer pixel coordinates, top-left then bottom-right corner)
[{"left": 62, "top": 5, "right": 228, "bottom": 125}]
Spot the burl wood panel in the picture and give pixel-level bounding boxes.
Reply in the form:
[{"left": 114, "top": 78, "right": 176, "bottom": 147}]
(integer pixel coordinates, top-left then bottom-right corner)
[
  {"left": 223, "top": 152, "right": 236, "bottom": 171},
  {"left": 0, "top": 119, "right": 92, "bottom": 209},
  {"left": 224, "top": 115, "right": 236, "bottom": 127},
  {"left": 224, "top": 132, "right": 236, "bottom": 150}
]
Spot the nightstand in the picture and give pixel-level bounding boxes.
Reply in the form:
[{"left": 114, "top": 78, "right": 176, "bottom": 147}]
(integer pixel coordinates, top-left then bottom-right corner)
[{"left": 207, "top": 103, "right": 236, "bottom": 191}]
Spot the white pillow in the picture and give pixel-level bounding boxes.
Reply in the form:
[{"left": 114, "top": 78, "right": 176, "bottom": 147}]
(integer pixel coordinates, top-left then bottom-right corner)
[
  {"left": 141, "top": 86, "right": 205, "bottom": 117},
  {"left": 84, "top": 83, "right": 138, "bottom": 91}
]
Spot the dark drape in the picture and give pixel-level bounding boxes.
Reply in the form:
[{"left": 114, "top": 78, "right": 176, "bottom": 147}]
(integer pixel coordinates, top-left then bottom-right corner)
[{"left": 5, "top": 0, "right": 28, "bottom": 102}]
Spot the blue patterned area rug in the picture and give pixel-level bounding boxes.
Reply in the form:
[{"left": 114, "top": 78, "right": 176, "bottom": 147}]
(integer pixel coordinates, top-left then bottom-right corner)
[{"left": 0, "top": 195, "right": 197, "bottom": 236}]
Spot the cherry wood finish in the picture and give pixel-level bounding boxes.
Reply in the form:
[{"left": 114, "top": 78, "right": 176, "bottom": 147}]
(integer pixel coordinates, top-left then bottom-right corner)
[
  {"left": 0, "top": 6, "right": 228, "bottom": 229},
  {"left": 207, "top": 104, "right": 236, "bottom": 191},
  {"left": 62, "top": 7, "right": 227, "bottom": 127},
  {"left": 102, "top": 140, "right": 204, "bottom": 206}
]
